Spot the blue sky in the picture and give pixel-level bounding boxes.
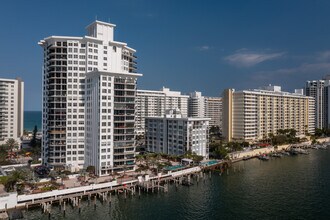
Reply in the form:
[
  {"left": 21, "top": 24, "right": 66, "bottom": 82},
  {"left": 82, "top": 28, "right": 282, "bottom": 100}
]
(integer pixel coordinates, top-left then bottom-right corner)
[{"left": 1, "top": 0, "right": 330, "bottom": 110}]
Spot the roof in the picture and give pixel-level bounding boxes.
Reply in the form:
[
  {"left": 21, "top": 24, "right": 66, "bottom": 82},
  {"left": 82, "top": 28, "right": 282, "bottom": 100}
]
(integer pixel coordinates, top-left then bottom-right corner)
[{"left": 85, "top": 20, "right": 116, "bottom": 29}]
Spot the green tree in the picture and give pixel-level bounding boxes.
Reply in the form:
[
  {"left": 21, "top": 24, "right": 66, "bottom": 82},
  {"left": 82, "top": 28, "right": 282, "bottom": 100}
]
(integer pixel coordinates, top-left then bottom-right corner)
[
  {"left": 156, "top": 162, "right": 165, "bottom": 173},
  {"left": 86, "top": 166, "right": 96, "bottom": 175},
  {"left": 23, "top": 129, "right": 29, "bottom": 136},
  {"left": 135, "top": 154, "right": 144, "bottom": 165},
  {"left": 30, "top": 125, "right": 38, "bottom": 148},
  {"left": 59, "top": 173, "right": 67, "bottom": 184},
  {"left": 5, "top": 138, "right": 19, "bottom": 151},
  {"left": 3, "top": 168, "right": 34, "bottom": 192},
  {"left": 48, "top": 170, "right": 59, "bottom": 182},
  {"left": 192, "top": 155, "right": 204, "bottom": 164},
  {"left": 215, "top": 146, "right": 228, "bottom": 159}
]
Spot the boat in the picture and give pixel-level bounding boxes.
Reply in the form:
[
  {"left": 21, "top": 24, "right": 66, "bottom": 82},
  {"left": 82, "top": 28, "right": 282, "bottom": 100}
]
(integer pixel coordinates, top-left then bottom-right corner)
[
  {"left": 310, "top": 145, "right": 319, "bottom": 150},
  {"left": 291, "top": 148, "right": 309, "bottom": 155},
  {"left": 289, "top": 149, "right": 299, "bottom": 155},
  {"left": 258, "top": 155, "right": 270, "bottom": 161},
  {"left": 271, "top": 153, "right": 282, "bottom": 158},
  {"left": 318, "top": 145, "right": 327, "bottom": 150},
  {"left": 281, "top": 151, "right": 290, "bottom": 156}
]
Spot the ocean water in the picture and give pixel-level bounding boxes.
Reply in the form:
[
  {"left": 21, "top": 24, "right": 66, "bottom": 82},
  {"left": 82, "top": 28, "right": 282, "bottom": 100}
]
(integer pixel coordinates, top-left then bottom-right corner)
[
  {"left": 24, "top": 148, "right": 330, "bottom": 219},
  {"left": 24, "top": 111, "right": 42, "bottom": 131}
]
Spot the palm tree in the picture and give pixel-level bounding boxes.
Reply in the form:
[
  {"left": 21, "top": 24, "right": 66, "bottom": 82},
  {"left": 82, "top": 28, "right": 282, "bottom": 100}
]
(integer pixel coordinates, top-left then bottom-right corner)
[
  {"left": 156, "top": 162, "right": 165, "bottom": 174},
  {"left": 135, "top": 167, "right": 143, "bottom": 175},
  {"left": 145, "top": 154, "right": 151, "bottom": 167},
  {"left": 59, "top": 173, "right": 67, "bottom": 184},
  {"left": 79, "top": 169, "right": 88, "bottom": 182},
  {"left": 6, "top": 138, "right": 19, "bottom": 152},
  {"left": 156, "top": 154, "right": 162, "bottom": 163},
  {"left": 122, "top": 164, "right": 127, "bottom": 177},
  {"left": 48, "top": 170, "right": 58, "bottom": 182},
  {"left": 86, "top": 166, "right": 95, "bottom": 175},
  {"left": 135, "top": 154, "right": 144, "bottom": 165}
]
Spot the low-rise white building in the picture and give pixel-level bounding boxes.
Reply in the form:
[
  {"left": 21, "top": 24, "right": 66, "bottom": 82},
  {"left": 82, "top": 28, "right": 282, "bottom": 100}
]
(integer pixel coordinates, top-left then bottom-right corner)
[
  {"left": 145, "top": 109, "right": 210, "bottom": 158},
  {"left": 0, "top": 77, "right": 24, "bottom": 145}
]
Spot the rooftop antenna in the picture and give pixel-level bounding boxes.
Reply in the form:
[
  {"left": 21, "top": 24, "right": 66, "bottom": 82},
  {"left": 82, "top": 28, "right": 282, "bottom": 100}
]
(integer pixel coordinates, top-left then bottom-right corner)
[{"left": 95, "top": 15, "right": 98, "bottom": 21}]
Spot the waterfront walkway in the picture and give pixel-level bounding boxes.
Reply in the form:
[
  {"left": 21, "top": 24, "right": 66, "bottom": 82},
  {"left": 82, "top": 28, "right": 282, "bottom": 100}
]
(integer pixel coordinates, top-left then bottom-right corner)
[{"left": 0, "top": 165, "right": 208, "bottom": 212}]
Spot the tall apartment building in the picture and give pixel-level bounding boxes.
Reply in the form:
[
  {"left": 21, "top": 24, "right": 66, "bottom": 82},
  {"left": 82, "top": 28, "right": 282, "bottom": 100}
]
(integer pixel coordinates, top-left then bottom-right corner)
[
  {"left": 205, "top": 97, "right": 222, "bottom": 130},
  {"left": 85, "top": 72, "right": 141, "bottom": 175},
  {"left": 188, "top": 91, "right": 222, "bottom": 130},
  {"left": 0, "top": 78, "right": 24, "bottom": 145},
  {"left": 188, "top": 91, "right": 205, "bottom": 118},
  {"left": 222, "top": 85, "right": 315, "bottom": 142},
  {"left": 145, "top": 109, "right": 210, "bottom": 158},
  {"left": 305, "top": 78, "right": 330, "bottom": 129},
  {"left": 39, "top": 20, "right": 140, "bottom": 174},
  {"left": 135, "top": 87, "right": 189, "bottom": 134}
]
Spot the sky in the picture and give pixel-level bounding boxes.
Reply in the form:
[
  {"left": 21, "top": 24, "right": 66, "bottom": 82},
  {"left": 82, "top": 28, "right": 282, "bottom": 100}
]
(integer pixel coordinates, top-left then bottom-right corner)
[{"left": 1, "top": 0, "right": 330, "bottom": 110}]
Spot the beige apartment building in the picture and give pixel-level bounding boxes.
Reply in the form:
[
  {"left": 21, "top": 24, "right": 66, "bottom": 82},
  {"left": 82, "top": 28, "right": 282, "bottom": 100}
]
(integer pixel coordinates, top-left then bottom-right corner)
[{"left": 222, "top": 85, "right": 315, "bottom": 142}]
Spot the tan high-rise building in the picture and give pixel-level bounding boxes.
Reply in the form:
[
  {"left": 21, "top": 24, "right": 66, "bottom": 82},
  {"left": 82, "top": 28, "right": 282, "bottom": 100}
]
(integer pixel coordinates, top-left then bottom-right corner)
[{"left": 222, "top": 85, "right": 315, "bottom": 142}]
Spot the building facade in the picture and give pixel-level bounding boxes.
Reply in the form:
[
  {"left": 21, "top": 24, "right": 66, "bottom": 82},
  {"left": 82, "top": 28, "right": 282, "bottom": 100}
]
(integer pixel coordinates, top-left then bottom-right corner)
[
  {"left": 145, "top": 109, "right": 210, "bottom": 158},
  {"left": 305, "top": 80, "right": 330, "bottom": 129},
  {"left": 305, "top": 77, "right": 330, "bottom": 129},
  {"left": 188, "top": 91, "right": 205, "bottom": 118},
  {"left": 39, "top": 20, "right": 139, "bottom": 173},
  {"left": 222, "top": 85, "right": 315, "bottom": 142},
  {"left": 0, "top": 78, "right": 24, "bottom": 145},
  {"left": 135, "top": 87, "right": 189, "bottom": 134},
  {"left": 85, "top": 71, "right": 141, "bottom": 175},
  {"left": 204, "top": 97, "right": 222, "bottom": 130}
]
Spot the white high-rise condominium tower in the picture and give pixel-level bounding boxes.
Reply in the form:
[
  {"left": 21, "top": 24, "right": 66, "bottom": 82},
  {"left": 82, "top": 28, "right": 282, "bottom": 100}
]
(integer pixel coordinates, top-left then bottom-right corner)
[
  {"left": 188, "top": 91, "right": 222, "bottom": 131},
  {"left": 223, "top": 85, "right": 315, "bottom": 142},
  {"left": 135, "top": 87, "right": 189, "bottom": 134},
  {"left": 39, "top": 20, "right": 140, "bottom": 174},
  {"left": 0, "top": 77, "right": 24, "bottom": 145},
  {"left": 188, "top": 91, "right": 205, "bottom": 118}
]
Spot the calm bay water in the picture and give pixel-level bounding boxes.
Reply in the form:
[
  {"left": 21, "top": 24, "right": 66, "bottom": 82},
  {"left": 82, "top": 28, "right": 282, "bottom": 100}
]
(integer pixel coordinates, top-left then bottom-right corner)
[
  {"left": 24, "top": 149, "right": 330, "bottom": 219},
  {"left": 24, "top": 111, "right": 42, "bottom": 131}
]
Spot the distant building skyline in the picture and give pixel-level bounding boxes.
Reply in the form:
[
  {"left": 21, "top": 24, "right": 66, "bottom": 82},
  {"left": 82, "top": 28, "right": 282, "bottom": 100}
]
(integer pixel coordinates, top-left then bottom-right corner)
[{"left": 1, "top": 1, "right": 330, "bottom": 111}]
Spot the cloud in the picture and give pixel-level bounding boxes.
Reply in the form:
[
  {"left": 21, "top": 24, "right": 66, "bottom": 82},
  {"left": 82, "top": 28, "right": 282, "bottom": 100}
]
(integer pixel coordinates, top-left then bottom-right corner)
[
  {"left": 316, "top": 50, "right": 330, "bottom": 62},
  {"left": 197, "top": 45, "right": 211, "bottom": 51},
  {"left": 252, "top": 62, "right": 330, "bottom": 81},
  {"left": 224, "top": 50, "right": 285, "bottom": 67}
]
